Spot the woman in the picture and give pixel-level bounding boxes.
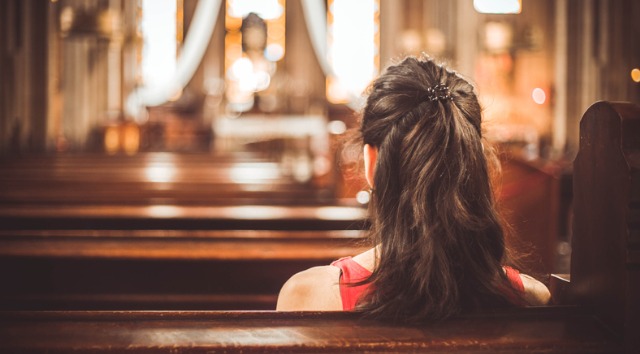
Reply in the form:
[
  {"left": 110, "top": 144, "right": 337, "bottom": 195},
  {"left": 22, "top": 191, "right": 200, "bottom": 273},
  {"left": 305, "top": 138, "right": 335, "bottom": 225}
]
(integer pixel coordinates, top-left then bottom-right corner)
[{"left": 276, "top": 56, "right": 550, "bottom": 321}]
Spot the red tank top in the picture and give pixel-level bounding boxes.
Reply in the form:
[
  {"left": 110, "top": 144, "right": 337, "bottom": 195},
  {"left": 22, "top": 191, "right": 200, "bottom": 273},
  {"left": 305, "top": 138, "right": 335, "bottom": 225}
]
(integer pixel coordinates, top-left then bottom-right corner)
[{"left": 330, "top": 257, "right": 526, "bottom": 311}]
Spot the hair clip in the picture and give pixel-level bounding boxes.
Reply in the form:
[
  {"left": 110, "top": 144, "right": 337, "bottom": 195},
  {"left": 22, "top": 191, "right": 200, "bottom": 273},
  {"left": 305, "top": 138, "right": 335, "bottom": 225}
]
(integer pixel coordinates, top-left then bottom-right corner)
[{"left": 425, "top": 84, "right": 452, "bottom": 102}]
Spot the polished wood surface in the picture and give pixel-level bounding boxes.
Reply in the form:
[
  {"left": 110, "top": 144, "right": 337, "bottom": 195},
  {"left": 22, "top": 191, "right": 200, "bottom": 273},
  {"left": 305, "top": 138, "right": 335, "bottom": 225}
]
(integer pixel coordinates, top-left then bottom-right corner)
[
  {"left": 0, "top": 204, "right": 367, "bottom": 230},
  {"left": 0, "top": 308, "right": 621, "bottom": 353},
  {"left": 0, "top": 153, "right": 334, "bottom": 205},
  {"left": 0, "top": 229, "right": 367, "bottom": 310},
  {"left": 0, "top": 229, "right": 365, "bottom": 260},
  {"left": 0, "top": 153, "right": 368, "bottom": 310}
]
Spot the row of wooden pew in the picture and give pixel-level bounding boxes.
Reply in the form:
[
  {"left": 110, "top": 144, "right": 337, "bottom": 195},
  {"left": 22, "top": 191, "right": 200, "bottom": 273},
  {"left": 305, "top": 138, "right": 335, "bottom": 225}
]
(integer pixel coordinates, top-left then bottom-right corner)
[
  {"left": 0, "top": 152, "right": 335, "bottom": 205},
  {"left": 0, "top": 151, "right": 368, "bottom": 310},
  {"left": 0, "top": 228, "right": 367, "bottom": 310},
  {"left": 0, "top": 101, "right": 637, "bottom": 352}
]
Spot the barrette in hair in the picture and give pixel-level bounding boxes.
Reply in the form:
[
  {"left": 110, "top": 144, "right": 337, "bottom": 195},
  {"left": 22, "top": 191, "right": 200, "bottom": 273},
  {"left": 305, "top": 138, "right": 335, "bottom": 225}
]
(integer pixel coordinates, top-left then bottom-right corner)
[{"left": 425, "top": 84, "right": 452, "bottom": 102}]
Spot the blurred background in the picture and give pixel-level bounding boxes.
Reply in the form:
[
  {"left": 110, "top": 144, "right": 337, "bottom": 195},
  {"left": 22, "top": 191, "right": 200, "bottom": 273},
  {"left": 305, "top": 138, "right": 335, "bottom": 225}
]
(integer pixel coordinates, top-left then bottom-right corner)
[
  {"left": 2, "top": 0, "right": 638, "bottom": 157},
  {"left": 0, "top": 0, "right": 639, "bottom": 309}
]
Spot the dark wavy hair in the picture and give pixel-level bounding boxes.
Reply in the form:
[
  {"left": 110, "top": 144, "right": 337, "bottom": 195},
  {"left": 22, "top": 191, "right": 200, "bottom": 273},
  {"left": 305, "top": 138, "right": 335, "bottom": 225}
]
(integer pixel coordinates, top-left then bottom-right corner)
[{"left": 355, "top": 56, "right": 520, "bottom": 322}]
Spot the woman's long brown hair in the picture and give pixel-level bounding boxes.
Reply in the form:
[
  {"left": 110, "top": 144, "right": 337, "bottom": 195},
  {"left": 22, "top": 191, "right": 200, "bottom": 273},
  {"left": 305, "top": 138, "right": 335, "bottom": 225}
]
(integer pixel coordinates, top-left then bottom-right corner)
[{"left": 356, "top": 56, "right": 519, "bottom": 322}]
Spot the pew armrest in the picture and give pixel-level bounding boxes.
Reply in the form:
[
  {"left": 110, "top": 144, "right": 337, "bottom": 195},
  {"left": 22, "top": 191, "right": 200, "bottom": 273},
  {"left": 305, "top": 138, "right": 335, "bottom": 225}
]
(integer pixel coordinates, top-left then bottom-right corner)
[{"left": 549, "top": 273, "right": 570, "bottom": 305}]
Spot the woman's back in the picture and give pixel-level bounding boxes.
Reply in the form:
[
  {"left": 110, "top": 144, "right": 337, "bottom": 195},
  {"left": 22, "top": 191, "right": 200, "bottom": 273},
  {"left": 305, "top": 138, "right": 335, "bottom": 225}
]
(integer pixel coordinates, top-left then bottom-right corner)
[
  {"left": 277, "top": 56, "right": 550, "bottom": 321},
  {"left": 276, "top": 248, "right": 549, "bottom": 312}
]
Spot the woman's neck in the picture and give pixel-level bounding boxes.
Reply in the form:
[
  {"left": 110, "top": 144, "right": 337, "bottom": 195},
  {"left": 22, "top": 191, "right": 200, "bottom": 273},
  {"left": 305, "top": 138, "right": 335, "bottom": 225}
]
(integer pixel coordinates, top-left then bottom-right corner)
[{"left": 352, "top": 245, "right": 380, "bottom": 273}]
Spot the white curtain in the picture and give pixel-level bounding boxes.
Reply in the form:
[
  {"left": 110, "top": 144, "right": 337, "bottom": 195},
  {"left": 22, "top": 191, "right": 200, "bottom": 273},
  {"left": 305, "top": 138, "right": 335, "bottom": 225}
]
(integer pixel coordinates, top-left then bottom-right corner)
[
  {"left": 127, "top": 0, "right": 362, "bottom": 117},
  {"left": 126, "top": 0, "right": 222, "bottom": 118}
]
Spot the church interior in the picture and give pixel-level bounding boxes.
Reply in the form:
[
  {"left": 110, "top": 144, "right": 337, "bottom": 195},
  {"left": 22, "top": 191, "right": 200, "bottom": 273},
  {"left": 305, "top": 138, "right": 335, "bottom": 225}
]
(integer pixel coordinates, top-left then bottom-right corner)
[{"left": 0, "top": 0, "right": 639, "bottom": 352}]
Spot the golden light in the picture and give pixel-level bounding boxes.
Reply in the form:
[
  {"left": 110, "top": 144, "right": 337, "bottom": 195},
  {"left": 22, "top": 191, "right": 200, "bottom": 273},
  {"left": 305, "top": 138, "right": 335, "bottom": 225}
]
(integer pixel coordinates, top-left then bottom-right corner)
[
  {"left": 532, "top": 88, "right": 546, "bottom": 105},
  {"left": 327, "top": 120, "right": 347, "bottom": 135},
  {"left": 122, "top": 123, "right": 140, "bottom": 155},
  {"left": 148, "top": 205, "right": 182, "bottom": 218},
  {"left": 230, "top": 57, "right": 254, "bottom": 80},
  {"left": 145, "top": 164, "right": 176, "bottom": 183},
  {"left": 631, "top": 68, "right": 640, "bottom": 83},
  {"left": 315, "top": 206, "right": 368, "bottom": 220},
  {"left": 356, "top": 190, "right": 371, "bottom": 205},
  {"left": 474, "top": 0, "right": 521, "bottom": 14},
  {"left": 265, "top": 43, "right": 284, "bottom": 61},
  {"left": 229, "top": 163, "right": 281, "bottom": 183},
  {"left": 327, "top": 0, "right": 380, "bottom": 104},
  {"left": 104, "top": 126, "right": 120, "bottom": 155},
  {"left": 140, "top": 0, "right": 178, "bottom": 87},
  {"left": 484, "top": 22, "right": 513, "bottom": 53},
  {"left": 228, "top": 0, "right": 283, "bottom": 20},
  {"left": 224, "top": 0, "right": 286, "bottom": 111}
]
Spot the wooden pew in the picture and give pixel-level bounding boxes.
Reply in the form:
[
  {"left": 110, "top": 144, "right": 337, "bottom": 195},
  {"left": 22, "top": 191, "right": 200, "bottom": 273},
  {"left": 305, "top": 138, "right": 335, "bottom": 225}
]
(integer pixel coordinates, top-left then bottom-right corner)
[
  {"left": 0, "top": 101, "right": 636, "bottom": 352},
  {"left": 0, "top": 204, "right": 368, "bottom": 230},
  {"left": 0, "top": 153, "right": 369, "bottom": 310},
  {"left": 0, "top": 309, "right": 621, "bottom": 353},
  {"left": 568, "top": 101, "right": 640, "bottom": 353},
  {"left": 0, "top": 229, "right": 367, "bottom": 310},
  {"left": 498, "top": 156, "right": 564, "bottom": 275},
  {"left": 0, "top": 153, "right": 335, "bottom": 205}
]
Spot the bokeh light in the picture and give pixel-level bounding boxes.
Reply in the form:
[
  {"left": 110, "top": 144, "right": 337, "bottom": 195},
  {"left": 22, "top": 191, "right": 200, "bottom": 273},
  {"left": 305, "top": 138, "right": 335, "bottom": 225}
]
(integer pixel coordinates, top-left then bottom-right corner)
[
  {"left": 532, "top": 88, "right": 546, "bottom": 105},
  {"left": 631, "top": 68, "right": 640, "bottom": 83}
]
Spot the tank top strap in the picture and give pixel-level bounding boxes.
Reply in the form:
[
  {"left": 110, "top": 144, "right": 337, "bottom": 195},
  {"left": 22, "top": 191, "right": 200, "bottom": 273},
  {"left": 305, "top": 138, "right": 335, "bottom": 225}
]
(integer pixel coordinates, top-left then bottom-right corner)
[
  {"left": 502, "top": 265, "right": 527, "bottom": 306},
  {"left": 330, "top": 257, "right": 372, "bottom": 311},
  {"left": 503, "top": 265, "right": 525, "bottom": 292}
]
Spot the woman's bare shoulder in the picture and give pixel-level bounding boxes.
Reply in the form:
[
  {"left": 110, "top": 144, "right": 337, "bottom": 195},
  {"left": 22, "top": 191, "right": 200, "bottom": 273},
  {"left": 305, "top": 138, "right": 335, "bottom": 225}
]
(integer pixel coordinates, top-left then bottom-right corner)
[
  {"left": 519, "top": 273, "right": 551, "bottom": 305},
  {"left": 276, "top": 265, "right": 342, "bottom": 311}
]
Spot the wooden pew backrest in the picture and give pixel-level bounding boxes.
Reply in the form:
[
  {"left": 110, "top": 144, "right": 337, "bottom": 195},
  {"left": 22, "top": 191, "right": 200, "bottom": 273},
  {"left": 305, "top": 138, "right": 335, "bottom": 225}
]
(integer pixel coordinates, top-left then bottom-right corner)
[
  {"left": 572, "top": 101, "right": 640, "bottom": 351},
  {"left": 0, "top": 309, "right": 622, "bottom": 353}
]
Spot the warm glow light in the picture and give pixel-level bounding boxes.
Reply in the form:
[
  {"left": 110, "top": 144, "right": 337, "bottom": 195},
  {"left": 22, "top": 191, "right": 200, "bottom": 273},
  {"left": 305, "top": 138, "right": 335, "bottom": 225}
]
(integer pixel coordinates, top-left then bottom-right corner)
[
  {"left": 253, "top": 71, "right": 271, "bottom": 91},
  {"left": 224, "top": 0, "right": 285, "bottom": 112},
  {"left": 141, "top": 0, "right": 177, "bottom": 87},
  {"left": 228, "top": 58, "right": 271, "bottom": 93},
  {"left": 474, "top": 0, "right": 521, "bottom": 14},
  {"left": 145, "top": 164, "right": 176, "bottom": 183},
  {"left": 327, "top": 0, "right": 379, "bottom": 103},
  {"left": 315, "top": 206, "right": 368, "bottom": 220},
  {"left": 228, "top": 0, "right": 283, "bottom": 20},
  {"left": 230, "top": 57, "right": 254, "bottom": 80},
  {"left": 356, "top": 190, "right": 371, "bottom": 204},
  {"left": 264, "top": 43, "right": 284, "bottom": 61},
  {"left": 148, "top": 205, "right": 182, "bottom": 218},
  {"left": 313, "top": 156, "right": 331, "bottom": 176},
  {"left": 229, "top": 163, "right": 281, "bottom": 183},
  {"left": 484, "top": 22, "right": 513, "bottom": 52},
  {"left": 127, "top": 0, "right": 219, "bottom": 117},
  {"left": 104, "top": 126, "right": 120, "bottom": 155},
  {"left": 122, "top": 124, "right": 140, "bottom": 155},
  {"left": 632, "top": 68, "right": 640, "bottom": 83},
  {"left": 221, "top": 205, "right": 289, "bottom": 219},
  {"left": 327, "top": 120, "right": 347, "bottom": 135},
  {"left": 532, "top": 88, "right": 546, "bottom": 105}
]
